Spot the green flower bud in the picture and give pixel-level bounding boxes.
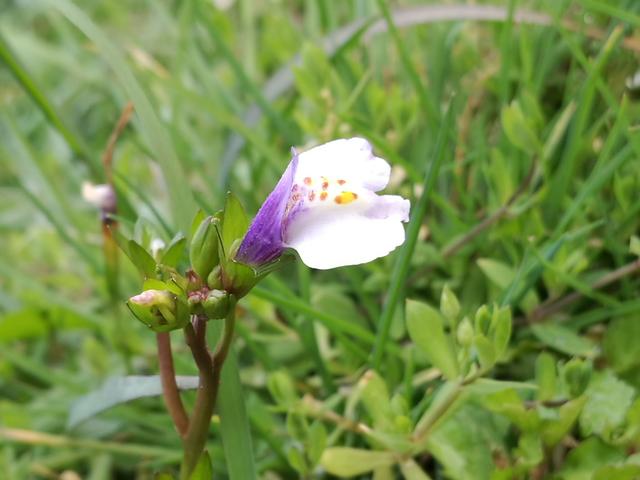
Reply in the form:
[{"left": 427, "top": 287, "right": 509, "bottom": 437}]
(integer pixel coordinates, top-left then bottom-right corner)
[
  {"left": 202, "top": 289, "right": 231, "bottom": 319},
  {"left": 189, "top": 216, "right": 220, "bottom": 281},
  {"left": 474, "top": 305, "right": 491, "bottom": 336},
  {"left": 207, "top": 265, "right": 223, "bottom": 290},
  {"left": 440, "top": 284, "right": 461, "bottom": 325},
  {"left": 127, "top": 289, "right": 189, "bottom": 332},
  {"left": 220, "top": 258, "right": 259, "bottom": 299},
  {"left": 457, "top": 317, "right": 474, "bottom": 346}
]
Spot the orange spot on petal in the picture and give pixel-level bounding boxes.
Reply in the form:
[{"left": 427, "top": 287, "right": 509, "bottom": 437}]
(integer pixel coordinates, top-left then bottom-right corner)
[
  {"left": 320, "top": 191, "right": 328, "bottom": 201},
  {"left": 303, "top": 177, "right": 312, "bottom": 185},
  {"left": 337, "top": 179, "right": 346, "bottom": 185}
]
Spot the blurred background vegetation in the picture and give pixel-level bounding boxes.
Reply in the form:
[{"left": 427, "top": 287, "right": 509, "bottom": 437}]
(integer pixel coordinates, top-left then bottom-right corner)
[{"left": 2, "top": 0, "right": 640, "bottom": 479}]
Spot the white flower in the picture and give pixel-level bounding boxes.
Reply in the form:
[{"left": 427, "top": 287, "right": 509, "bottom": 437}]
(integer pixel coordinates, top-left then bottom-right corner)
[
  {"left": 82, "top": 181, "right": 115, "bottom": 211},
  {"left": 237, "top": 138, "right": 410, "bottom": 270}
]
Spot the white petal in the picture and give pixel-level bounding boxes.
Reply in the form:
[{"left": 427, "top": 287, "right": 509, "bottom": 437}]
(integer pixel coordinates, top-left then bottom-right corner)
[
  {"left": 285, "top": 196, "right": 410, "bottom": 270},
  {"left": 295, "top": 137, "right": 390, "bottom": 191},
  {"left": 82, "top": 181, "right": 114, "bottom": 209}
]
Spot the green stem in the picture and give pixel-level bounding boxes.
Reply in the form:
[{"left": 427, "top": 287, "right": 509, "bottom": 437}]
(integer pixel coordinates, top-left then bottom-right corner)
[
  {"left": 412, "top": 369, "right": 487, "bottom": 445},
  {"left": 180, "top": 301, "right": 237, "bottom": 480}
]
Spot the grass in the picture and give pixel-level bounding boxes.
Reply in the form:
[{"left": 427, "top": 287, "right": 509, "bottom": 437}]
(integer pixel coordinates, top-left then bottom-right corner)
[{"left": 2, "top": 0, "right": 640, "bottom": 479}]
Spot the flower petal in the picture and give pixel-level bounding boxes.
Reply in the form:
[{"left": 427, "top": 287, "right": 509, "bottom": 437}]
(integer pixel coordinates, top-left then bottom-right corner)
[
  {"left": 285, "top": 195, "right": 410, "bottom": 269},
  {"left": 295, "top": 138, "right": 390, "bottom": 192},
  {"left": 236, "top": 153, "right": 299, "bottom": 265}
]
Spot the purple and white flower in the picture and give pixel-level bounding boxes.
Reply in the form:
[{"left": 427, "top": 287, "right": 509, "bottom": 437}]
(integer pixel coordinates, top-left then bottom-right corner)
[{"left": 236, "top": 138, "right": 410, "bottom": 270}]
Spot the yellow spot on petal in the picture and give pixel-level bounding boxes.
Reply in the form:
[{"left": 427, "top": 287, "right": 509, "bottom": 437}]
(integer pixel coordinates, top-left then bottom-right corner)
[
  {"left": 320, "top": 191, "right": 328, "bottom": 201},
  {"left": 334, "top": 192, "right": 358, "bottom": 205}
]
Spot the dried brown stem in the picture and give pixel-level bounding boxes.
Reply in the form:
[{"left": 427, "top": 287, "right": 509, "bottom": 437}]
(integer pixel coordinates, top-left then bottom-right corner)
[
  {"left": 102, "top": 101, "right": 134, "bottom": 185},
  {"left": 527, "top": 258, "right": 640, "bottom": 323},
  {"left": 301, "top": 394, "right": 372, "bottom": 436}
]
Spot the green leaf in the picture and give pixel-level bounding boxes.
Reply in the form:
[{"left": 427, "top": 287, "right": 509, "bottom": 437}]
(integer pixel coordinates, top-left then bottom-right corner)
[
  {"left": 189, "top": 451, "right": 213, "bottom": 480},
  {"left": 399, "top": 459, "right": 433, "bottom": 480},
  {"left": 440, "top": 285, "right": 460, "bottom": 325},
  {"left": 320, "top": 448, "right": 396, "bottom": 477},
  {"left": 221, "top": 192, "right": 249, "bottom": 259},
  {"left": 267, "top": 370, "right": 298, "bottom": 407},
  {"left": 481, "top": 389, "right": 539, "bottom": 432},
  {"left": 594, "top": 465, "right": 640, "bottom": 480},
  {"left": 516, "top": 432, "right": 543, "bottom": 468},
  {"left": 68, "top": 375, "right": 199, "bottom": 428},
  {"left": 491, "top": 306, "right": 512, "bottom": 359},
  {"left": 630, "top": 235, "right": 640, "bottom": 256},
  {"left": 161, "top": 233, "right": 186, "bottom": 268},
  {"left": 557, "top": 437, "right": 625, "bottom": 480},
  {"left": 474, "top": 333, "right": 495, "bottom": 369},
  {"left": 426, "top": 403, "right": 508, "bottom": 480},
  {"left": 286, "top": 411, "right": 308, "bottom": 443},
  {"left": 127, "top": 240, "right": 157, "bottom": 279},
  {"left": 287, "top": 446, "right": 307, "bottom": 475},
  {"left": 0, "top": 307, "right": 90, "bottom": 342},
  {"left": 563, "top": 358, "right": 592, "bottom": 398},
  {"left": 603, "top": 315, "right": 640, "bottom": 374},
  {"left": 307, "top": 422, "right": 327, "bottom": 466},
  {"left": 357, "top": 370, "right": 393, "bottom": 429},
  {"left": 477, "top": 258, "right": 539, "bottom": 313},
  {"left": 501, "top": 100, "right": 541, "bottom": 154},
  {"left": 406, "top": 299, "right": 460, "bottom": 380},
  {"left": 541, "top": 396, "right": 587, "bottom": 447},
  {"left": 579, "top": 371, "right": 635, "bottom": 438},
  {"left": 530, "top": 323, "right": 596, "bottom": 357},
  {"left": 535, "top": 352, "right": 557, "bottom": 401},
  {"left": 154, "top": 473, "right": 175, "bottom": 480},
  {"left": 467, "top": 378, "right": 538, "bottom": 395}
]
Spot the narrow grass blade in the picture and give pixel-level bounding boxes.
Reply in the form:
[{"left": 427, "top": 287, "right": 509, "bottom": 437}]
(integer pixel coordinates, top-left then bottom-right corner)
[
  {"left": 296, "top": 263, "right": 335, "bottom": 393},
  {"left": 46, "top": 0, "right": 196, "bottom": 232},
  {"left": 218, "top": 348, "right": 258, "bottom": 480},
  {"left": 0, "top": 30, "right": 98, "bottom": 176},
  {"left": 196, "top": 2, "right": 296, "bottom": 145},
  {"left": 252, "top": 287, "right": 401, "bottom": 357},
  {"left": 370, "top": 99, "right": 455, "bottom": 370}
]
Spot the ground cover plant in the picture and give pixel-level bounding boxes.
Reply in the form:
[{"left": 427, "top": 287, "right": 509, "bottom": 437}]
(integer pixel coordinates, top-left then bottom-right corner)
[{"left": 1, "top": 0, "right": 640, "bottom": 479}]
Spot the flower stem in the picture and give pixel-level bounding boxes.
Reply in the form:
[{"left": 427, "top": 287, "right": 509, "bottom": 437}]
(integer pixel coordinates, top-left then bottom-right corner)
[
  {"left": 180, "top": 300, "right": 237, "bottom": 480},
  {"left": 156, "top": 332, "right": 189, "bottom": 438}
]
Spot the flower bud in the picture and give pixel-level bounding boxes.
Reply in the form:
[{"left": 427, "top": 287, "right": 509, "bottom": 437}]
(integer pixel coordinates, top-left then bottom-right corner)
[
  {"left": 189, "top": 216, "right": 220, "bottom": 281},
  {"left": 202, "top": 289, "right": 231, "bottom": 319},
  {"left": 127, "top": 289, "right": 189, "bottom": 332},
  {"left": 474, "top": 305, "right": 491, "bottom": 336},
  {"left": 82, "top": 182, "right": 116, "bottom": 212},
  {"left": 456, "top": 317, "right": 474, "bottom": 346},
  {"left": 221, "top": 259, "right": 259, "bottom": 298},
  {"left": 440, "top": 285, "right": 460, "bottom": 325},
  {"left": 207, "top": 265, "right": 223, "bottom": 290}
]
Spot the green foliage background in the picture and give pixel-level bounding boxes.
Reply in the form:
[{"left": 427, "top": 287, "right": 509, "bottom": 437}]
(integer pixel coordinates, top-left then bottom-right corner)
[{"left": 1, "top": 0, "right": 640, "bottom": 479}]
